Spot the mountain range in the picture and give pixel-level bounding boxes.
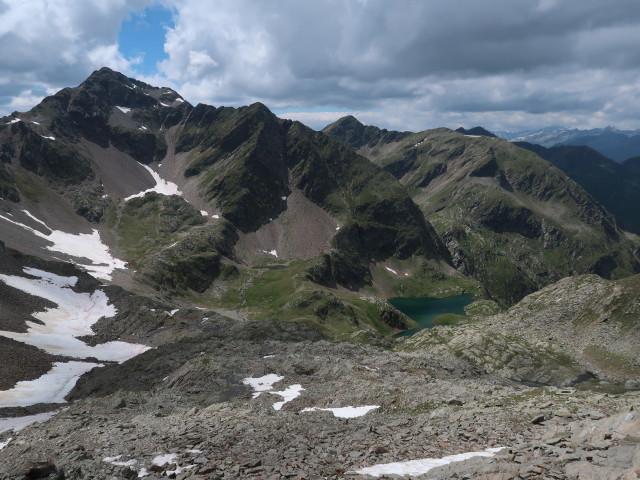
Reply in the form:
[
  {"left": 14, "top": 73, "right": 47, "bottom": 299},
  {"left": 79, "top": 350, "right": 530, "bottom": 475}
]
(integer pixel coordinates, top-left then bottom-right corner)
[
  {"left": 0, "top": 68, "right": 639, "bottom": 479},
  {"left": 324, "top": 115, "right": 639, "bottom": 303},
  {"left": 498, "top": 126, "right": 640, "bottom": 162}
]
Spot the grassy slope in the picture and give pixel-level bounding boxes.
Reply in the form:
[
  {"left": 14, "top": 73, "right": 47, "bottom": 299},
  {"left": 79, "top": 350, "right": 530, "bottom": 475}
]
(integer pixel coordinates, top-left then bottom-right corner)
[
  {"left": 325, "top": 118, "right": 640, "bottom": 305},
  {"left": 516, "top": 142, "right": 640, "bottom": 234}
]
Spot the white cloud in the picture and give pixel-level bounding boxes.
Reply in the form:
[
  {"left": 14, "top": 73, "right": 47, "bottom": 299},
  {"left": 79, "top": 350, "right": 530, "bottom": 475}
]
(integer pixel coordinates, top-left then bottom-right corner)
[
  {"left": 0, "top": 0, "right": 152, "bottom": 113},
  {"left": 5, "top": 89, "right": 46, "bottom": 113}
]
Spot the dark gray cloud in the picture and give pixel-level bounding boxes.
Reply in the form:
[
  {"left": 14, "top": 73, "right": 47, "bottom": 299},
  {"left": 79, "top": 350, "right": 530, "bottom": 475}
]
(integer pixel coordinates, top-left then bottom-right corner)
[{"left": 158, "top": 0, "right": 640, "bottom": 130}]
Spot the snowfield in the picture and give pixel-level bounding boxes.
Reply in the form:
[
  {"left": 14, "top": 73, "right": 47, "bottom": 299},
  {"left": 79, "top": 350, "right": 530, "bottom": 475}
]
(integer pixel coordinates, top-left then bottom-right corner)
[
  {"left": 0, "top": 211, "right": 126, "bottom": 281},
  {"left": 0, "top": 268, "right": 150, "bottom": 362},
  {"left": 0, "top": 361, "right": 101, "bottom": 408},
  {"left": 0, "top": 410, "right": 63, "bottom": 435},
  {"left": 355, "top": 447, "right": 504, "bottom": 477},
  {"left": 125, "top": 163, "right": 182, "bottom": 200},
  {"left": 301, "top": 405, "right": 380, "bottom": 418}
]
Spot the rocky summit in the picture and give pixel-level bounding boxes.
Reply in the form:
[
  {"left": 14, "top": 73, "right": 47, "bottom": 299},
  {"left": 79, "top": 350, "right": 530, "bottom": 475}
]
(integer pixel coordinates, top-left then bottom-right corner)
[{"left": 0, "top": 69, "right": 638, "bottom": 480}]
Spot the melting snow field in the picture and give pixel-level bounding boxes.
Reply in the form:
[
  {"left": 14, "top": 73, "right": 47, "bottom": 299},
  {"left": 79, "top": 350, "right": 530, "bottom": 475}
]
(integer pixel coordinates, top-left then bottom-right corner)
[
  {"left": 0, "top": 267, "right": 150, "bottom": 425},
  {"left": 0, "top": 410, "right": 63, "bottom": 435},
  {"left": 0, "top": 211, "right": 126, "bottom": 281},
  {"left": 355, "top": 447, "right": 504, "bottom": 477},
  {"left": 301, "top": 406, "right": 379, "bottom": 418},
  {"left": 0, "top": 268, "right": 150, "bottom": 362},
  {"left": 0, "top": 361, "right": 101, "bottom": 408},
  {"left": 125, "top": 164, "right": 182, "bottom": 200}
]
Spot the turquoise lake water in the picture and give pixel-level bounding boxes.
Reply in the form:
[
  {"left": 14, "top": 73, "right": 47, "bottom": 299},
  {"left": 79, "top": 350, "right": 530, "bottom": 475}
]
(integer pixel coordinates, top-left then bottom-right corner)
[{"left": 390, "top": 294, "right": 473, "bottom": 337}]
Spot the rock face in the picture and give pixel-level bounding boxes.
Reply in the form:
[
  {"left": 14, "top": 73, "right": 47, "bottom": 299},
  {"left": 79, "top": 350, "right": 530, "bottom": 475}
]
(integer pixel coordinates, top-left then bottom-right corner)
[{"left": 325, "top": 116, "right": 640, "bottom": 304}]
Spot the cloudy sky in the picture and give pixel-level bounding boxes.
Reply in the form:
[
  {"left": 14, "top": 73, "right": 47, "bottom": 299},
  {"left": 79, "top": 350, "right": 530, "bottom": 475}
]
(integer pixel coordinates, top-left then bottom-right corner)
[{"left": 1, "top": 0, "right": 640, "bottom": 132}]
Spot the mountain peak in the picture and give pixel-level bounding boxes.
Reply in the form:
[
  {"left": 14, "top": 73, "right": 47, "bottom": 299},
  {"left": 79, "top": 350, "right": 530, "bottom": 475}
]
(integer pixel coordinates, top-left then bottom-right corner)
[{"left": 455, "top": 126, "right": 497, "bottom": 137}]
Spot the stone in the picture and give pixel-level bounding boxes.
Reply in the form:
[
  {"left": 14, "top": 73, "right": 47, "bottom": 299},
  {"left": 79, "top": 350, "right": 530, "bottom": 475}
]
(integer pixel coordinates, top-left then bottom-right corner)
[
  {"left": 531, "top": 415, "right": 546, "bottom": 425},
  {"left": 19, "top": 460, "right": 57, "bottom": 479}
]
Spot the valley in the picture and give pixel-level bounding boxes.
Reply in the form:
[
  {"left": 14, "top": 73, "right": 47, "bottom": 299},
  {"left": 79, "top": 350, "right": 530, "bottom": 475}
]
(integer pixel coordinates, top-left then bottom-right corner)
[{"left": 0, "top": 69, "right": 638, "bottom": 479}]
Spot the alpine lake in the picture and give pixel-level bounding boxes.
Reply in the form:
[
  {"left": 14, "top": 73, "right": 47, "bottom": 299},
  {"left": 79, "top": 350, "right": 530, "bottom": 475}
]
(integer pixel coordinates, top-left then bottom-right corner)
[{"left": 390, "top": 293, "right": 474, "bottom": 337}]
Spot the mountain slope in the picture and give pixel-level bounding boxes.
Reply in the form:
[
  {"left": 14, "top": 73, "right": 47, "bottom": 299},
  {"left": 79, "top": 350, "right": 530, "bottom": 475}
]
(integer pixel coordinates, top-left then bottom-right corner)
[
  {"left": 0, "top": 68, "right": 456, "bottom": 339},
  {"left": 324, "top": 117, "right": 640, "bottom": 304},
  {"left": 515, "top": 142, "right": 640, "bottom": 234}
]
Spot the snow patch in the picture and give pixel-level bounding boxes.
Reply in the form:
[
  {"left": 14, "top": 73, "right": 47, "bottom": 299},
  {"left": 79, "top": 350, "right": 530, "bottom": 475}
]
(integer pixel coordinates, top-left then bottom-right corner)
[
  {"left": 103, "top": 455, "right": 138, "bottom": 467},
  {"left": 168, "top": 309, "right": 179, "bottom": 316},
  {"left": 0, "top": 437, "right": 11, "bottom": 450},
  {"left": 354, "top": 447, "right": 504, "bottom": 477},
  {"left": 200, "top": 210, "right": 208, "bottom": 216},
  {"left": 261, "top": 249, "right": 278, "bottom": 258},
  {"left": 385, "top": 266, "right": 398, "bottom": 275},
  {"left": 116, "top": 106, "right": 131, "bottom": 114},
  {"left": 159, "top": 102, "right": 170, "bottom": 107},
  {"left": 175, "top": 98, "right": 184, "bottom": 103},
  {"left": 301, "top": 405, "right": 379, "bottom": 418},
  {"left": 0, "top": 361, "right": 101, "bottom": 407},
  {"left": 464, "top": 134, "right": 482, "bottom": 138},
  {"left": 31, "top": 121, "right": 40, "bottom": 125},
  {"left": 125, "top": 163, "right": 182, "bottom": 200},
  {"left": 281, "top": 196, "right": 287, "bottom": 200},
  {"left": 414, "top": 137, "right": 427, "bottom": 147},
  {"left": 271, "top": 384, "right": 304, "bottom": 410},
  {"left": 243, "top": 374, "right": 283, "bottom": 392},
  {"left": 6, "top": 118, "right": 20, "bottom": 124},
  {"left": 0, "top": 211, "right": 126, "bottom": 281},
  {"left": 0, "top": 410, "right": 62, "bottom": 434},
  {"left": 41, "top": 135, "right": 55, "bottom": 141},
  {"left": 263, "top": 354, "right": 275, "bottom": 358},
  {"left": 139, "top": 126, "right": 148, "bottom": 131},
  {"left": 152, "top": 453, "right": 179, "bottom": 466},
  {"left": 212, "top": 214, "right": 220, "bottom": 219}
]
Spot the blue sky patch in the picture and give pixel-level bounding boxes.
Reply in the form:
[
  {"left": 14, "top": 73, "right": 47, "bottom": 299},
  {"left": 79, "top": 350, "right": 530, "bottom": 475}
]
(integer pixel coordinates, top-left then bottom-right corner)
[{"left": 118, "top": 5, "right": 175, "bottom": 76}]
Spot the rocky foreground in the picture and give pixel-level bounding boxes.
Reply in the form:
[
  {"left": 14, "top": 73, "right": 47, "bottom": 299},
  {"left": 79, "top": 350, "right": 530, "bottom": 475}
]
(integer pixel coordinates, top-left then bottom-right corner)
[{"left": 0, "top": 314, "right": 638, "bottom": 479}]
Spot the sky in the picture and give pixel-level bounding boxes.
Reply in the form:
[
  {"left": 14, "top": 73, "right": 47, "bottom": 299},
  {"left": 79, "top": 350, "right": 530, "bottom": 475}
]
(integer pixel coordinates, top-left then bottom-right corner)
[{"left": 1, "top": 0, "right": 640, "bottom": 132}]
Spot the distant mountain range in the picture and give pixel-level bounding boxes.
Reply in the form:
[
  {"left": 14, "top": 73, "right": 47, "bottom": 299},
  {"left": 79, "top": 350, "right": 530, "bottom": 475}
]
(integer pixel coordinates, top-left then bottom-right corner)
[{"left": 497, "top": 126, "right": 640, "bottom": 162}]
